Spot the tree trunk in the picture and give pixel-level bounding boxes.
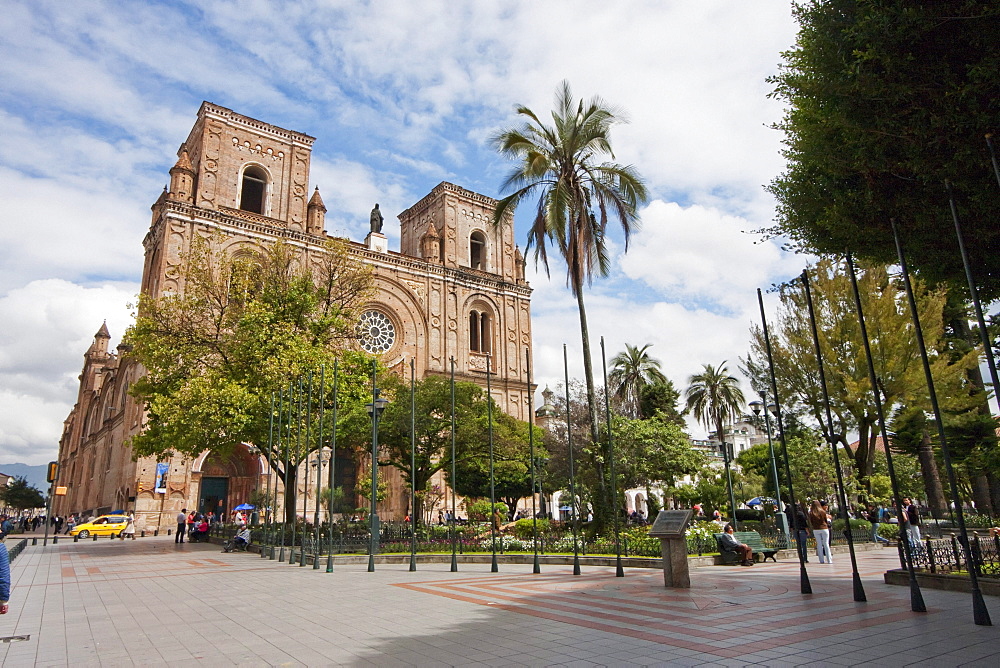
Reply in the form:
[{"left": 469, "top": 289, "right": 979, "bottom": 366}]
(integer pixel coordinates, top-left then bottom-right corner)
[
  {"left": 971, "top": 473, "right": 993, "bottom": 515},
  {"left": 950, "top": 307, "right": 996, "bottom": 515},
  {"left": 575, "top": 288, "right": 609, "bottom": 531},
  {"left": 282, "top": 463, "right": 299, "bottom": 524},
  {"left": 988, "top": 470, "right": 1000, "bottom": 516},
  {"left": 916, "top": 430, "right": 946, "bottom": 519}
]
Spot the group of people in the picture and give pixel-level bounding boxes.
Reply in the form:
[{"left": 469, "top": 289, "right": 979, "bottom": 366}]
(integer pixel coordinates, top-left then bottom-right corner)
[
  {"left": 718, "top": 496, "right": 926, "bottom": 567},
  {"left": 783, "top": 497, "right": 924, "bottom": 564},
  {"left": 175, "top": 509, "right": 209, "bottom": 543},
  {"left": 174, "top": 509, "right": 248, "bottom": 543}
]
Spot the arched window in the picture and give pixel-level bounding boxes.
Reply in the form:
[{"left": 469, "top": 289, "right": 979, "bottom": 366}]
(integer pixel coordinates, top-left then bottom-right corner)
[
  {"left": 469, "top": 310, "right": 492, "bottom": 354},
  {"left": 239, "top": 165, "right": 268, "bottom": 214},
  {"left": 470, "top": 231, "right": 486, "bottom": 270}
]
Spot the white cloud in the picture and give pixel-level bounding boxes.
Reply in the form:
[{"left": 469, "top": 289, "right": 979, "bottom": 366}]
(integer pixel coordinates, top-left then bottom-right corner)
[
  {"left": 621, "top": 200, "right": 800, "bottom": 314},
  {"left": 0, "top": 279, "right": 136, "bottom": 464}
]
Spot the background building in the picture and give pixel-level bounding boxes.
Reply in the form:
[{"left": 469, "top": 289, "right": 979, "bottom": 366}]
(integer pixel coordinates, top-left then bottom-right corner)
[{"left": 54, "top": 103, "right": 533, "bottom": 530}]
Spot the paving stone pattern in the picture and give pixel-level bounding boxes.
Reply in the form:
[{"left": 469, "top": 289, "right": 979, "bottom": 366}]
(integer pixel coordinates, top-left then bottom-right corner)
[{"left": 0, "top": 535, "right": 997, "bottom": 666}]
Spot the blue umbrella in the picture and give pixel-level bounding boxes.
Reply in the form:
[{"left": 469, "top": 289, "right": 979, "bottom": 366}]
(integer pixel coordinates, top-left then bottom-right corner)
[
  {"left": 234, "top": 503, "right": 255, "bottom": 511},
  {"left": 746, "top": 497, "right": 777, "bottom": 507}
]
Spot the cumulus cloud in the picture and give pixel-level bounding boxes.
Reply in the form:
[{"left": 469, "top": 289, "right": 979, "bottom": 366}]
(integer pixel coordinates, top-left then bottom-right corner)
[
  {"left": 0, "top": 280, "right": 136, "bottom": 464},
  {"left": 621, "top": 200, "right": 800, "bottom": 314}
]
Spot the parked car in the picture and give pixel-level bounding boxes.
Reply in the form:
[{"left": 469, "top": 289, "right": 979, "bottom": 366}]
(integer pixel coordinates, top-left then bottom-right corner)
[{"left": 69, "top": 514, "right": 129, "bottom": 539}]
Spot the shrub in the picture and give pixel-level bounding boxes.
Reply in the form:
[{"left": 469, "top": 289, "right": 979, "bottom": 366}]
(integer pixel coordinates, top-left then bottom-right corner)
[
  {"left": 512, "top": 518, "right": 550, "bottom": 539},
  {"left": 832, "top": 518, "right": 870, "bottom": 531},
  {"left": 466, "top": 499, "right": 507, "bottom": 522},
  {"left": 735, "top": 509, "right": 764, "bottom": 522}
]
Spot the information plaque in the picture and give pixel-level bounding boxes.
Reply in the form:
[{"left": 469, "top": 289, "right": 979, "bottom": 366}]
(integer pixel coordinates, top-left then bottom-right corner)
[
  {"left": 647, "top": 509, "right": 694, "bottom": 588},
  {"left": 648, "top": 509, "right": 693, "bottom": 538}
]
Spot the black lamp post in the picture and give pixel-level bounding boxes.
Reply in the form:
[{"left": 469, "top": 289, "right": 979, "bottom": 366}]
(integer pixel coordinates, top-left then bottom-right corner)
[
  {"left": 366, "top": 364, "right": 389, "bottom": 573},
  {"left": 749, "top": 397, "right": 787, "bottom": 536}
]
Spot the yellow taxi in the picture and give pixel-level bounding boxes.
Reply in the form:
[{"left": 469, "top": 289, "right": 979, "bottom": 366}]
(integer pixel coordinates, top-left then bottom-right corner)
[{"left": 69, "top": 514, "right": 129, "bottom": 539}]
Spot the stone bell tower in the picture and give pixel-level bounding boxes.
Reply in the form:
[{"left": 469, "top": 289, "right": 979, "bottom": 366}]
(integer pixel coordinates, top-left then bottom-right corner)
[{"left": 172, "top": 102, "right": 317, "bottom": 230}]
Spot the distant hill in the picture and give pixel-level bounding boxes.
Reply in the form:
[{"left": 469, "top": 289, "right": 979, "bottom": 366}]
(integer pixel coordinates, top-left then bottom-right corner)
[{"left": 0, "top": 463, "right": 50, "bottom": 492}]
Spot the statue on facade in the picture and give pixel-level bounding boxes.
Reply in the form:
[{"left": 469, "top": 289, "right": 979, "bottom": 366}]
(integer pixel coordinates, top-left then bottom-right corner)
[{"left": 370, "top": 203, "right": 384, "bottom": 234}]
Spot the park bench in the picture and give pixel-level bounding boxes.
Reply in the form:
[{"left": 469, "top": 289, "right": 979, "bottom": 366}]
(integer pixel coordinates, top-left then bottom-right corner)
[{"left": 714, "top": 531, "right": 779, "bottom": 564}]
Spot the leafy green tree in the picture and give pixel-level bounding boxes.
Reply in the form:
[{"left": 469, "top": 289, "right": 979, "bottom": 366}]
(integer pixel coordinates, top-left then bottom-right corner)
[
  {"left": 744, "top": 259, "right": 982, "bottom": 504},
  {"left": 735, "top": 443, "right": 782, "bottom": 500},
  {"left": 1, "top": 477, "right": 45, "bottom": 511},
  {"left": 339, "top": 375, "right": 492, "bottom": 524},
  {"left": 492, "top": 81, "right": 649, "bottom": 530},
  {"left": 785, "top": 432, "right": 839, "bottom": 504},
  {"left": 766, "top": 0, "right": 1000, "bottom": 300},
  {"left": 609, "top": 343, "right": 667, "bottom": 417},
  {"left": 767, "top": 3, "right": 1000, "bottom": 509},
  {"left": 610, "top": 414, "right": 705, "bottom": 515},
  {"left": 126, "top": 237, "right": 374, "bottom": 522},
  {"left": 638, "top": 381, "right": 685, "bottom": 428},
  {"left": 452, "top": 410, "right": 546, "bottom": 519},
  {"left": 685, "top": 361, "right": 745, "bottom": 521}
]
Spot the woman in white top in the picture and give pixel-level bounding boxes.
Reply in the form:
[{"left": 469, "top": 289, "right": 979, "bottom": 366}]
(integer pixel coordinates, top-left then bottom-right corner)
[{"left": 119, "top": 513, "right": 136, "bottom": 540}]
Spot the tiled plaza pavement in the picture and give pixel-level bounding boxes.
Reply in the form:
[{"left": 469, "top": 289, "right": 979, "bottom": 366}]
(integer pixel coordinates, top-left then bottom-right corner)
[{"left": 0, "top": 535, "right": 997, "bottom": 667}]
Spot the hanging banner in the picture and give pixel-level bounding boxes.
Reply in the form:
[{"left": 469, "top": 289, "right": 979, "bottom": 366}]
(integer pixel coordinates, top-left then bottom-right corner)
[{"left": 154, "top": 462, "right": 169, "bottom": 494}]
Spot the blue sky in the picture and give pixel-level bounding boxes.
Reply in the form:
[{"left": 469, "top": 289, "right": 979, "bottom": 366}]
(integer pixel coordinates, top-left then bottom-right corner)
[{"left": 0, "top": 0, "right": 808, "bottom": 464}]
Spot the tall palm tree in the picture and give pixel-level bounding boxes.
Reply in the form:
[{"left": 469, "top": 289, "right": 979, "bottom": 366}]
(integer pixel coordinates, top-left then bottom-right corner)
[
  {"left": 685, "top": 361, "right": 745, "bottom": 525},
  {"left": 609, "top": 343, "right": 667, "bottom": 418},
  {"left": 491, "top": 81, "right": 648, "bottom": 527}
]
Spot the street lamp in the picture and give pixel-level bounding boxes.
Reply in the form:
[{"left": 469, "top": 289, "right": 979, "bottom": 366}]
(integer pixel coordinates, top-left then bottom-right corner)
[
  {"left": 749, "top": 398, "right": 787, "bottom": 536},
  {"left": 366, "top": 375, "right": 389, "bottom": 573}
]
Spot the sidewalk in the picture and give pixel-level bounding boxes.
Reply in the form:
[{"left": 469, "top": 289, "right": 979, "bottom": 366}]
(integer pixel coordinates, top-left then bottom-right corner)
[{"left": 0, "top": 535, "right": 997, "bottom": 666}]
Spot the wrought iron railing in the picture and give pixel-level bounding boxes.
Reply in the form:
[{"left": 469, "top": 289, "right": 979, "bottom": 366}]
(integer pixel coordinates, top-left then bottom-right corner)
[{"left": 903, "top": 533, "right": 1000, "bottom": 579}]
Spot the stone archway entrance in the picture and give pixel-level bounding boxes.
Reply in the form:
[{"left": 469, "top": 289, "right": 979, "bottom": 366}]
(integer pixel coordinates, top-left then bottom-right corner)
[{"left": 196, "top": 447, "right": 259, "bottom": 520}]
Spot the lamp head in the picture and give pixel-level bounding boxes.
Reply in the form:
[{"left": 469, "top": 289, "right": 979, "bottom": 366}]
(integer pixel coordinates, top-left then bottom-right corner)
[{"left": 749, "top": 400, "right": 763, "bottom": 415}]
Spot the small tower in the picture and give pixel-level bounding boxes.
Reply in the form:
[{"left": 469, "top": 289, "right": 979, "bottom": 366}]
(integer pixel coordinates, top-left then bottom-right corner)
[
  {"left": 514, "top": 245, "right": 526, "bottom": 284},
  {"left": 306, "top": 187, "right": 327, "bottom": 236},
  {"left": 88, "top": 321, "right": 111, "bottom": 357},
  {"left": 535, "top": 385, "right": 559, "bottom": 430},
  {"left": 168, "top": 148, "right": 195, "bottom": 204},
  {"left": 421, "top": 222, "right": 441, "bottom": 263}
]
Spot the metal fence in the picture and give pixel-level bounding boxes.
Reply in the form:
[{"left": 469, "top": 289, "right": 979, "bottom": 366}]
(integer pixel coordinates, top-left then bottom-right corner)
[
  {"left": 904, "top": 533, "right": 1000, "bottom": 579},
  {"left": 223, "top": 520, "right": 893, "bottom": 559}
]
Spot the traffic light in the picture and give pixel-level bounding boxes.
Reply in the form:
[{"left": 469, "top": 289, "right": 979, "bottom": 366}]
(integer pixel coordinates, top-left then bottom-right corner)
[
  {"left": 137, "top": 482, "right": 144, "bottom": 493},
  {"left": 46, "top": 461, "right": 59, "bottom": 483}
]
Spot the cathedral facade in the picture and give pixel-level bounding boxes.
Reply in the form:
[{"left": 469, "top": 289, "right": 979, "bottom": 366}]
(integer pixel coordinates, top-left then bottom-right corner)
[{"left": 53, "top": 102, "right": 534, "bottom": 529}]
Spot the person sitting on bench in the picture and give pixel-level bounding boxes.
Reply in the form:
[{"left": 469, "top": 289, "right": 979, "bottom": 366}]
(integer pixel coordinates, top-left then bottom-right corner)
[{"left": 719, "top": 524, "right": 754, "bottom": 566}]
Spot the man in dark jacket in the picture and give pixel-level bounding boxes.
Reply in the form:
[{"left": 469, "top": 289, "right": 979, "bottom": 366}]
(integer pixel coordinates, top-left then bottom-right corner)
[
  {"left": 719, "top": 524, "right": 754, "bottom": 566},
  {"left": 785, "top": 502, "right": 809, "bottom": 563}
]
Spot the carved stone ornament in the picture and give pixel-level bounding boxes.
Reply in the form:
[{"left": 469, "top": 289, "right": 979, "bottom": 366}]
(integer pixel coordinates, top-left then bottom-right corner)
[{"left": 468, "top": 354, "right": 487, "bottom": 372}]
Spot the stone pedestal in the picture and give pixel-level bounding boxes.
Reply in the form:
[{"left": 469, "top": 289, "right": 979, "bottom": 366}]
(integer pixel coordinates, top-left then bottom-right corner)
[
  {"left": 366, "top": 232, "right": 388, "bottom": 253},
  {"left": 648, "top": 509, "right": 694, "bottom": 589}
]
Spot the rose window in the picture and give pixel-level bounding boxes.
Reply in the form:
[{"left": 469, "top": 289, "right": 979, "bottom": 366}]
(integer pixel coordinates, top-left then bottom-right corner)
[{"left": 358, "top": 310, "right": 396, "bottom": 354}]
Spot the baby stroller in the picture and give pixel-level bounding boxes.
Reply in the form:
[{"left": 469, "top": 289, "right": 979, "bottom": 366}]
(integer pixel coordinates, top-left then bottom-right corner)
[{"left": 223, "top": 527, "right": 251, "bottom": 553}]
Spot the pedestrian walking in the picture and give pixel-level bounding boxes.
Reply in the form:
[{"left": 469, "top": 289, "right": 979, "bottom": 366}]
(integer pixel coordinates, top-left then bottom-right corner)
[
  {"left": 785, "top": 502, "right": 810, "bottom": 563},
  {"left": 120, "top": 513, "right": 136, "bottom": 540},
  {"left": 809, "top": 500, "right": 832, "bottom": 564},
  {"left": 866, "top": 503, "right": 889, "bottom": 544},
  {"left": 176, "top": 509, "right": 187, "bottom": 543},
  {"left": 902, "top": 497, "right": 921, "bottom": 546}
]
